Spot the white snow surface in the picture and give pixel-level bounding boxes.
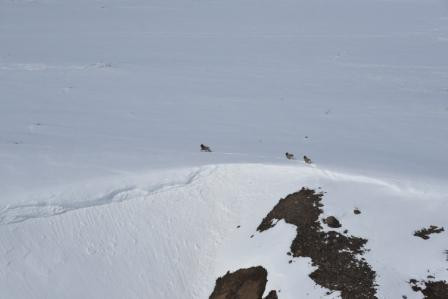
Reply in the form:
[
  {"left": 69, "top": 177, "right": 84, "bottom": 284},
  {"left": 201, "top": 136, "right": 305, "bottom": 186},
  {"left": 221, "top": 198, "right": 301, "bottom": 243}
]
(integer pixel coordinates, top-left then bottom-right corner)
[
  {"left": 1, "top": 0, "right": 448, "bottom": 298},
  {"left": 1, "top": 164, "right": 448, "bottom": 299}
]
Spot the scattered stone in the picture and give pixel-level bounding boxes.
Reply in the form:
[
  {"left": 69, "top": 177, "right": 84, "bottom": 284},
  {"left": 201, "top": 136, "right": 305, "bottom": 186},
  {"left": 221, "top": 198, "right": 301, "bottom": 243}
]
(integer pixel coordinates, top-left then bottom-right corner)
[
  {"left": 286, "top": 252, "right": 291, "bottom": 256},
  {"left": 237, "top": 225, "right": 241, "bottom": 228},
  {"left": 257, "top": 187, "right": 376, "bottom": 298},
  {"left": 323, "top": 216, "right": 342, "bottom": 228},
  {"left": 250, "top": 235, "right": 254, "bottom": 238},
  {"left": 343, "top": 229, "right": 348, "bottom": 234},
  {"left": 354, "top": 208, "right": 361, "bottom": 215},
  {"left": 209, "top": 266, "right": 277, "bottom": 299},
  {"left": 414, "top": 226, "right": 444, "bottom": 240},
  {"left": 288, "top": 260, "right": 292, "bottom": 264}
]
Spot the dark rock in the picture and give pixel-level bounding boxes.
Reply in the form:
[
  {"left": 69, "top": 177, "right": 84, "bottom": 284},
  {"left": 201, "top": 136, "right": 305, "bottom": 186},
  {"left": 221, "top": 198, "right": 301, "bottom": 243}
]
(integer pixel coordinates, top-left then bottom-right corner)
[
  {"left": 414, "top": 226, "right": 444, "bottom": 240},
  {"left": 209, "top": 266, "right": 269, "bottom": 299},
  {"left": 423, "top": 281, "right": 448, "bottom": 298},
  {"left": 324, "top": 216, "right": 342, "bottom": 228},
  {"left": 354, "top": 208, "right": 361, "bottom": 215},
  {"left": 410, "top": 279, "right": 448, "bottom": 298},
  {"left": 257, "top": 187, "right": 376, "bottom": 298},
  {"left": 264, "top": 290, "right": 278, "bottom": 299}
]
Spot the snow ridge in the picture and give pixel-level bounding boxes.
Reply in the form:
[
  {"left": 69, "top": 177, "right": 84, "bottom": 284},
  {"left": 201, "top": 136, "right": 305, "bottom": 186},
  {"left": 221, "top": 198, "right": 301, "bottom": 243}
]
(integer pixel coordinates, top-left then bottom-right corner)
[
  {"left": 0, "top": 166, "right": 215, "bottom": 225},
  {"left": 0, "top": 163, "right": 442, "bottom": 226}
]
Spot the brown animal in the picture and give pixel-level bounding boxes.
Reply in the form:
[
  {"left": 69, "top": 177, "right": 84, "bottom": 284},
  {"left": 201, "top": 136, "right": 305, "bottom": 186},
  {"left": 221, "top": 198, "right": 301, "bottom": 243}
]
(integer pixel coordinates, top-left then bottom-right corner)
[
  {"left": 303, "top": 155, "right": 312, "bottom": 164},
  {"left": 285, "top": 152, "right": 295, "bottom": 160},
  {"left": 200, "top": 144, "right": 212, "bottom": 152}
]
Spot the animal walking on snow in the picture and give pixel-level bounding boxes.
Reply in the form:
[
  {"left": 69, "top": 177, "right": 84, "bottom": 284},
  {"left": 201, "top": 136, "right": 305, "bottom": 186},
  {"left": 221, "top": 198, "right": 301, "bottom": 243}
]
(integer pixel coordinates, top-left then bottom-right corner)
[
  {"left": 303, "top": 155, "right": 312, "bottom": 164},
  {"left": 285, "top": 152, "right": 295, "bottom": 160},
  {"left": 200, "top": 144, "right": 212, "bottom": 152}
]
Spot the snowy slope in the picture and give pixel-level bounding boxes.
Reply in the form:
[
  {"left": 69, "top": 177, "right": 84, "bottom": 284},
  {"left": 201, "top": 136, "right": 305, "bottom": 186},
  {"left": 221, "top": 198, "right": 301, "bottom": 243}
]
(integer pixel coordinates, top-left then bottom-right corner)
[
  {"left": 0, "top": 164, "right": 447, "bottom": 298},
  {"left": 1, "top": 0, "right": 448, "bottom": 195},
  {"left": 1, "top": 0, "right": 448, "bottom": 298}
]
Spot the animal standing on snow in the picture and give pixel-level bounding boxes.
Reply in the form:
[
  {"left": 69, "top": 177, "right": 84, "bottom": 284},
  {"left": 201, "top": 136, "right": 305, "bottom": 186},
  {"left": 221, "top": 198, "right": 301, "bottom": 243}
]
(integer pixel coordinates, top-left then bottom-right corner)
[
  {"left": 303, "top": 155, "right": 312, "bottom": 164},
  {"left": 200, "top": 144, "right": 212, "bottom": 152},
  {"left": 285, "top": 152, "right": 295, "bottom": 160}
]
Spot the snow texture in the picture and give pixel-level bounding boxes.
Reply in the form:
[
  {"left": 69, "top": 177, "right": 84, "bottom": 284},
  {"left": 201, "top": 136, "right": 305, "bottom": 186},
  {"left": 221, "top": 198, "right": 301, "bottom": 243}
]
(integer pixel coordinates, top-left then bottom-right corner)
[{"left": 1, "top": 0, "right": 448, "bottom": 298}]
